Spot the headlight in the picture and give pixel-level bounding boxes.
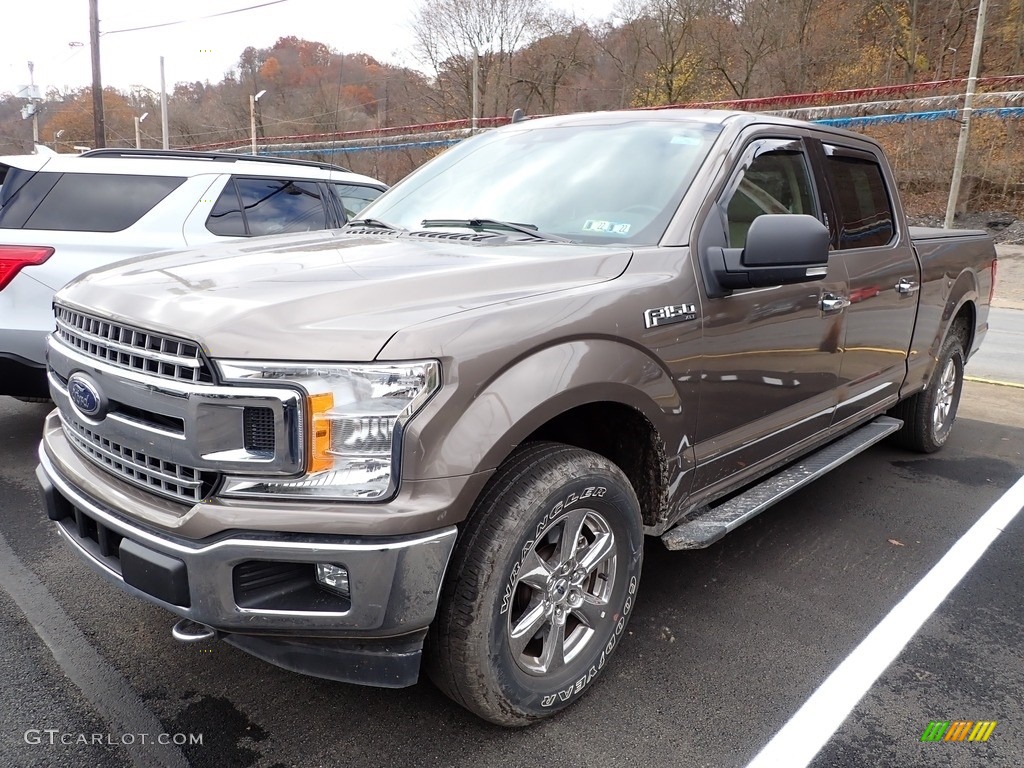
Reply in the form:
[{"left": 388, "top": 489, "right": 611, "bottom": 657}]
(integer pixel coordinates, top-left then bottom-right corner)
[{"left": 217, "top": 360, "right": 440, "bottom": 500}]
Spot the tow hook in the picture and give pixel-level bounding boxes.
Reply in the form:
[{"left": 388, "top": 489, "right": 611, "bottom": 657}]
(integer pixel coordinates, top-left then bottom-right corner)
[{"left": 171, "top": 618, "right": 219, "bottom": 643}]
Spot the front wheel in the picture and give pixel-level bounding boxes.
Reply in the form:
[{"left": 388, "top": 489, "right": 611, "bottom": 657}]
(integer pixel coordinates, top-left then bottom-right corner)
[
  {"left": 890, "top": 330, "right": 965, "bottom": 453},
  {"left": 426, "top": 442, "right": 643, "bottom": 726}
]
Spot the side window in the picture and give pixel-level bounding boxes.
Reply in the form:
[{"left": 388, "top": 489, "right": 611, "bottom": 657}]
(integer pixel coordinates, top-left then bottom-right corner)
[
  {"left": 0, "top": 169, "right": 59, "bottom": 228},
  {"left": 331, "top": 183, "right": 384, "bottom": 221},
  {"left": 6, "top": 173, "right": 183, "bottom": 232},
  {"left": 234, "top": 178, "right": 327, "bottom": 236},
  {"left": 206, "top": 179, "right": 246, "bottom": 236},
  {"left": 824, "top": 151, "right": 894, "bottom": 249},
  {"left": 723, "top": 142, "right": 817, "bottom": 249}
]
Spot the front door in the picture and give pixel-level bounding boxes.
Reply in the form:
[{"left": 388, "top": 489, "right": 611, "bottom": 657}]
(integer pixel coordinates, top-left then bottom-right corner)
[{"left": 691, "top": 136, "right": 846, "bottom": 493}]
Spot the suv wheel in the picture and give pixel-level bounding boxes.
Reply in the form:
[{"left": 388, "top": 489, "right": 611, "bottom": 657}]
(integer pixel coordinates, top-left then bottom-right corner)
[{"left": 426, "top": 442, "right": 643, "bottom": 726}]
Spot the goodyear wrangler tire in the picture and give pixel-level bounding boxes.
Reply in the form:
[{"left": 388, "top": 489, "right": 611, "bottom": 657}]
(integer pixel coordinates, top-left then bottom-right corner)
[
  {"left": 890, "top": 330, "right": 965, "bottom": 453},
  {"left": 426, "top": 442, "right": 643, "bottom": 726}
]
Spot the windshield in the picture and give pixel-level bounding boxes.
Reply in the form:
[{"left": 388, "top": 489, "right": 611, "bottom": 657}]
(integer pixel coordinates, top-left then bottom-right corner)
[{"left": 360, "top": 118, "right": 721, "bottom": 245}]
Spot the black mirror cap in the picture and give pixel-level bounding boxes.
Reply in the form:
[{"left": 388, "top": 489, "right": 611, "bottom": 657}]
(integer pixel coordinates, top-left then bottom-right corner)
[
  {"left": 742, "top": 214, "right": 830, "bottom": 267},
  {"left": 705, "top": 214, "right": 831, "bottom": 294}
]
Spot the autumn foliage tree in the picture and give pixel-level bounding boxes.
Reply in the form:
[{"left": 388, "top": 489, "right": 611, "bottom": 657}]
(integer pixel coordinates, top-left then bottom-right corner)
[{"left": 38, "top": 87, "right": 159, "bottom": 150}]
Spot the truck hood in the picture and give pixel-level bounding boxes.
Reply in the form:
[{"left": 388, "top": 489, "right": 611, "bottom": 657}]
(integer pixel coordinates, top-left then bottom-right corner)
[{"left": 57, "top": 230, "right": 632, "bottom": 361}]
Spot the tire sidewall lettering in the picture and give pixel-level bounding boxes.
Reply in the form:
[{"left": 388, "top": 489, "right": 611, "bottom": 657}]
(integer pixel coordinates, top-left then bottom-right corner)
[
  {"left": 447, "top": 451, "right": 643, "bottom": 724},
  {"left": 538, "top": 575, "right": 638, "bottom": 708}
]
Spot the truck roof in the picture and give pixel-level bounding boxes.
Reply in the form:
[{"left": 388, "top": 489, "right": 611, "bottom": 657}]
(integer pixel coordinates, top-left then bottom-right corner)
[{"left": 518, "top": 108, "right": 883, "bottom": 148}]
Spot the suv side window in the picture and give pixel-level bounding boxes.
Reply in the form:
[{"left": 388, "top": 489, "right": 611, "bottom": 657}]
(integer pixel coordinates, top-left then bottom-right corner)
[
  {"left": 0, "top": 170, "right": 59, "bottom": 228},
  {"left": 723, "top": 140, "right": 817, "bottom": 249},
  {"left": 206, "top": 179, "right": 247, "bottom": 236},
  {"left": 0, "top": 173, "right": 184, "bottom": 232},
  {"left": 823, "top": 149, "right": 894, "bottom": 249},
  {"left": 206, "top": 178, "right": 333, "bottom": 237},
  {"left": 330, "top": 183, "right": 384, "bottom": 221},
  {"left": 235, "top": 178, "right": 327, "bottom": 236}
]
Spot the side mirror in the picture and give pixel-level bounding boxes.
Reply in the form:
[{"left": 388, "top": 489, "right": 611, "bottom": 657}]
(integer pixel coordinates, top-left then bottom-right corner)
[{"left": 706, "top": 214, "right": 830, "bottom": 292}]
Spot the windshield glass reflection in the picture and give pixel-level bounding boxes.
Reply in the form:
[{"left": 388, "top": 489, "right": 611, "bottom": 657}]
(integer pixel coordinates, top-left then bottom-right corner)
[{"left": 361, "top": 117, "right": 721, "bottom": 246}]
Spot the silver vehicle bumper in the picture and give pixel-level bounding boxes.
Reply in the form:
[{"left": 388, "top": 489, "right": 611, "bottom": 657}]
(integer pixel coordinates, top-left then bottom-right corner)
[{"left": 37, "top": 447, "right": 458, "bottom": 686}]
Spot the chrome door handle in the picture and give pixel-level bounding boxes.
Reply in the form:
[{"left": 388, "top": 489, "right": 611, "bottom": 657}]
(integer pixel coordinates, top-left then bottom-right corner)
[
  {"left": 896, "top": 278, "right": 920, "bottom": 295},
  {"left": 820, "top": 294, "right": 850, "bottom": 313}
]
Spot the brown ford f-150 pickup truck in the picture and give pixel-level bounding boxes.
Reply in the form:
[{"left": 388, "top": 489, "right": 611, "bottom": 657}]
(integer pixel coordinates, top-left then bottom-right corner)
[{"left": 36, "top": 110, "right": 996, "bottom": 725}]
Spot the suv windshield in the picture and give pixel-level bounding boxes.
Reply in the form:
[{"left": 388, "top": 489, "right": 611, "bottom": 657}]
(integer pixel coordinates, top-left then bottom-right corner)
[{"left": 361, "top": 118, "right": 721, "bottom": 246}]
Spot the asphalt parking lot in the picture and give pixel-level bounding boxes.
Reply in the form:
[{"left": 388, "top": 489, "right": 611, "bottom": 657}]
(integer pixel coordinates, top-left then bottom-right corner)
[{"left": 1, "top": 377, "right": 1022, "bottom": 768}]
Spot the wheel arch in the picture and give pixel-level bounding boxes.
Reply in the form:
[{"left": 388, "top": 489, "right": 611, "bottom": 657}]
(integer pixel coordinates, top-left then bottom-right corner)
[
  {"left": 524, "top": 402, "right": 670, "bottom": 528},
  {"left": 404, "top": 339, "right": 687, "bottom": 528},
  {"left": 910, "top": 269, "right": 978, "bottom": 393}
]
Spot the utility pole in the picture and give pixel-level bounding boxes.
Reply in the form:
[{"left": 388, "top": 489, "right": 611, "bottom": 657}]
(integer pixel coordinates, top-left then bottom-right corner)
[
  {"left": 135, "top": 112, "right": 148, "bottom": 149},
  {"left": 89, "top": 0, "right": 105, "bottom": 147},
  {"left": 160, "top": 56, "right": 169, "bottom": 149},
  {"left": 471, "top": 47, "right": 479, "bottom": 133},
  {"left": 250, "top": 89, "right": 266, "bottom": 155},
  {"left": 27, "top": 61, "right": 38, "bottom": 144},
  {"left": 944, "top": 0, "right": 989, "bottom": 228}
]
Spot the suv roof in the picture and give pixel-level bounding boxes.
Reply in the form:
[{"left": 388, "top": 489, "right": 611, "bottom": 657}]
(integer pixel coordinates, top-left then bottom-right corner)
[
  {"left": 0, "top": 150, "right": 381, "bottom": 185},
  {"left": 79, "top": 148, "right": 352, "bottom": 174}
]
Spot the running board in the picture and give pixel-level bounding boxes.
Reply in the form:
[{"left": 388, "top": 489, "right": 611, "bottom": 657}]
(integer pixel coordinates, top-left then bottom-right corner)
[{"left": 661, "top": 416, "right": 903, "bottom": 550}]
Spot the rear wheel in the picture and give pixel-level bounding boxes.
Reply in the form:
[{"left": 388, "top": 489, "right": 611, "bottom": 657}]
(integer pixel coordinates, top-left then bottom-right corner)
[
  {"left": 426, "top": 442, "right": 643, "bottom": 726},
  {"left": 890, "top": 330, "right": 965, "bottom": 453}
]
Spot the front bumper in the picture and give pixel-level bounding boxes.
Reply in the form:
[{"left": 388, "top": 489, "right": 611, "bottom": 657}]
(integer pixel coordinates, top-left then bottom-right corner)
[{"left": 37, "top": 447, "right": 457, "bottom": 687}]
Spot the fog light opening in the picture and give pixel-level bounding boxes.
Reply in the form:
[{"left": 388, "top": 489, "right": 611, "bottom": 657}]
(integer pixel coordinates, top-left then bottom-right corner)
[{"left": 315, "top": 563, "right": 350, "bottom": 598}]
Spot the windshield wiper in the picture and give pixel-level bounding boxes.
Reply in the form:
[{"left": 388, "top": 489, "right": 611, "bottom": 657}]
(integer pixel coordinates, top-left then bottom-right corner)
[
  {"left": 420, "top": 218, "right": 572, "bottom": 243},
  {"left": 345, "top": 217, "right": 402, "bottom": 231}
]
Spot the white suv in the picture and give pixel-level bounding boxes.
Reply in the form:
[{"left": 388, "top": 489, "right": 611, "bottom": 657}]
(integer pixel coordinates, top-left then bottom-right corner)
[{"left": 0, "top": 149, "right": 386, "bottom": 399}]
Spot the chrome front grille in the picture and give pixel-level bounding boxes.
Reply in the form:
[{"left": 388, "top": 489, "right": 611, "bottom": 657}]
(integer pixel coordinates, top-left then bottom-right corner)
[
  {"left": 54, "top": 305, "right": 213, "bottom": 384},
  {"left": 63, "top": 416, "right": 216, "bottom": 504}
]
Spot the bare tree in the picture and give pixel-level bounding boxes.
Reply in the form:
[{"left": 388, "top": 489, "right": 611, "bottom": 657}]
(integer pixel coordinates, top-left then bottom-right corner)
[
  {"left": 512, "top": 13, "right": 597, "bottom": 113},
  {"left": 413, "top": 0, "right": 545, "bottom": 119},
  {"left": 612, "top": 0, "right": 713, "bottom": 106},
  {"left": 706, "top": 0, "right": 783, "bottom": 98}
]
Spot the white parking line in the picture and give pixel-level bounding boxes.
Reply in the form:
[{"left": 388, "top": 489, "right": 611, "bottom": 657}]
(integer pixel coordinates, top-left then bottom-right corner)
[
  {"left": 0, "top": 531, "right": 190, "bottom": 768},
  {"left": 746, "top": 472, "right": 1024, "bottom": 768}
]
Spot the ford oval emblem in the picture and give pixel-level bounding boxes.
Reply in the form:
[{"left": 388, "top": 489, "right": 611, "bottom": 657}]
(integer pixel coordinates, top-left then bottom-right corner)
[{"left": 67, "top": 372, "right": 106, "bottom": 420}]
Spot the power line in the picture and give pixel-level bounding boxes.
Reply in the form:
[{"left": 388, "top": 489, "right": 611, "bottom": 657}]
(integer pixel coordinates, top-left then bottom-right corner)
[{"left": 102, "top": 0, "right": 290, "bottom": 36}]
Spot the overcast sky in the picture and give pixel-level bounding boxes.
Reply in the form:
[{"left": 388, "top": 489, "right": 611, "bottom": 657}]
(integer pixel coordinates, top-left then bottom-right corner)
[{"left": 2, "top": 0, "right": 619, "bottom": 99}]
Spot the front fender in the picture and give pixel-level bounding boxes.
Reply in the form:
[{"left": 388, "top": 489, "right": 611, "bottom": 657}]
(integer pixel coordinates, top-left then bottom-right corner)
[{"left": 401, "top": 339, "right": 688, "bottom": 481}]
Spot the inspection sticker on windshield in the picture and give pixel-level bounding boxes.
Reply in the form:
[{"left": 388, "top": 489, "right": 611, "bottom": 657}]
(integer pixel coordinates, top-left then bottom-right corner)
[{"left": 583, "top": 219, "right": 630, "bottom": 235}]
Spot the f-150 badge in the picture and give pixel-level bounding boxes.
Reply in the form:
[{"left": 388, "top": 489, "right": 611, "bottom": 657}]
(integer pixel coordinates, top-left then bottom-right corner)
[{"left": 644, "top": 303, "right": 697, "bottom": 328}]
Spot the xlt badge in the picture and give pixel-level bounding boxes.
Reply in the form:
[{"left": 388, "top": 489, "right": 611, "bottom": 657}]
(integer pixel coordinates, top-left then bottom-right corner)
[{"left": 644, "top": 303, "right": 697, "bottom": 329}]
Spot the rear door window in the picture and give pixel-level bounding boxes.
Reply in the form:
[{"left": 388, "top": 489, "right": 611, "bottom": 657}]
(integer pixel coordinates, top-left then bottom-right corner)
[
  {"left": 1, "top": 173, "right": 184, "bottom": 232},
  {"left": 823, "top": 149, "right": 895, "bottom": 249}
]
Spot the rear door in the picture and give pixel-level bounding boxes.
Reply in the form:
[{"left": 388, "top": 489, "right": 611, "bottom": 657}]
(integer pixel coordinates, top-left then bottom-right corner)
[{"left": 815, "top": 142, "right": 918, "bottom": 428}]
